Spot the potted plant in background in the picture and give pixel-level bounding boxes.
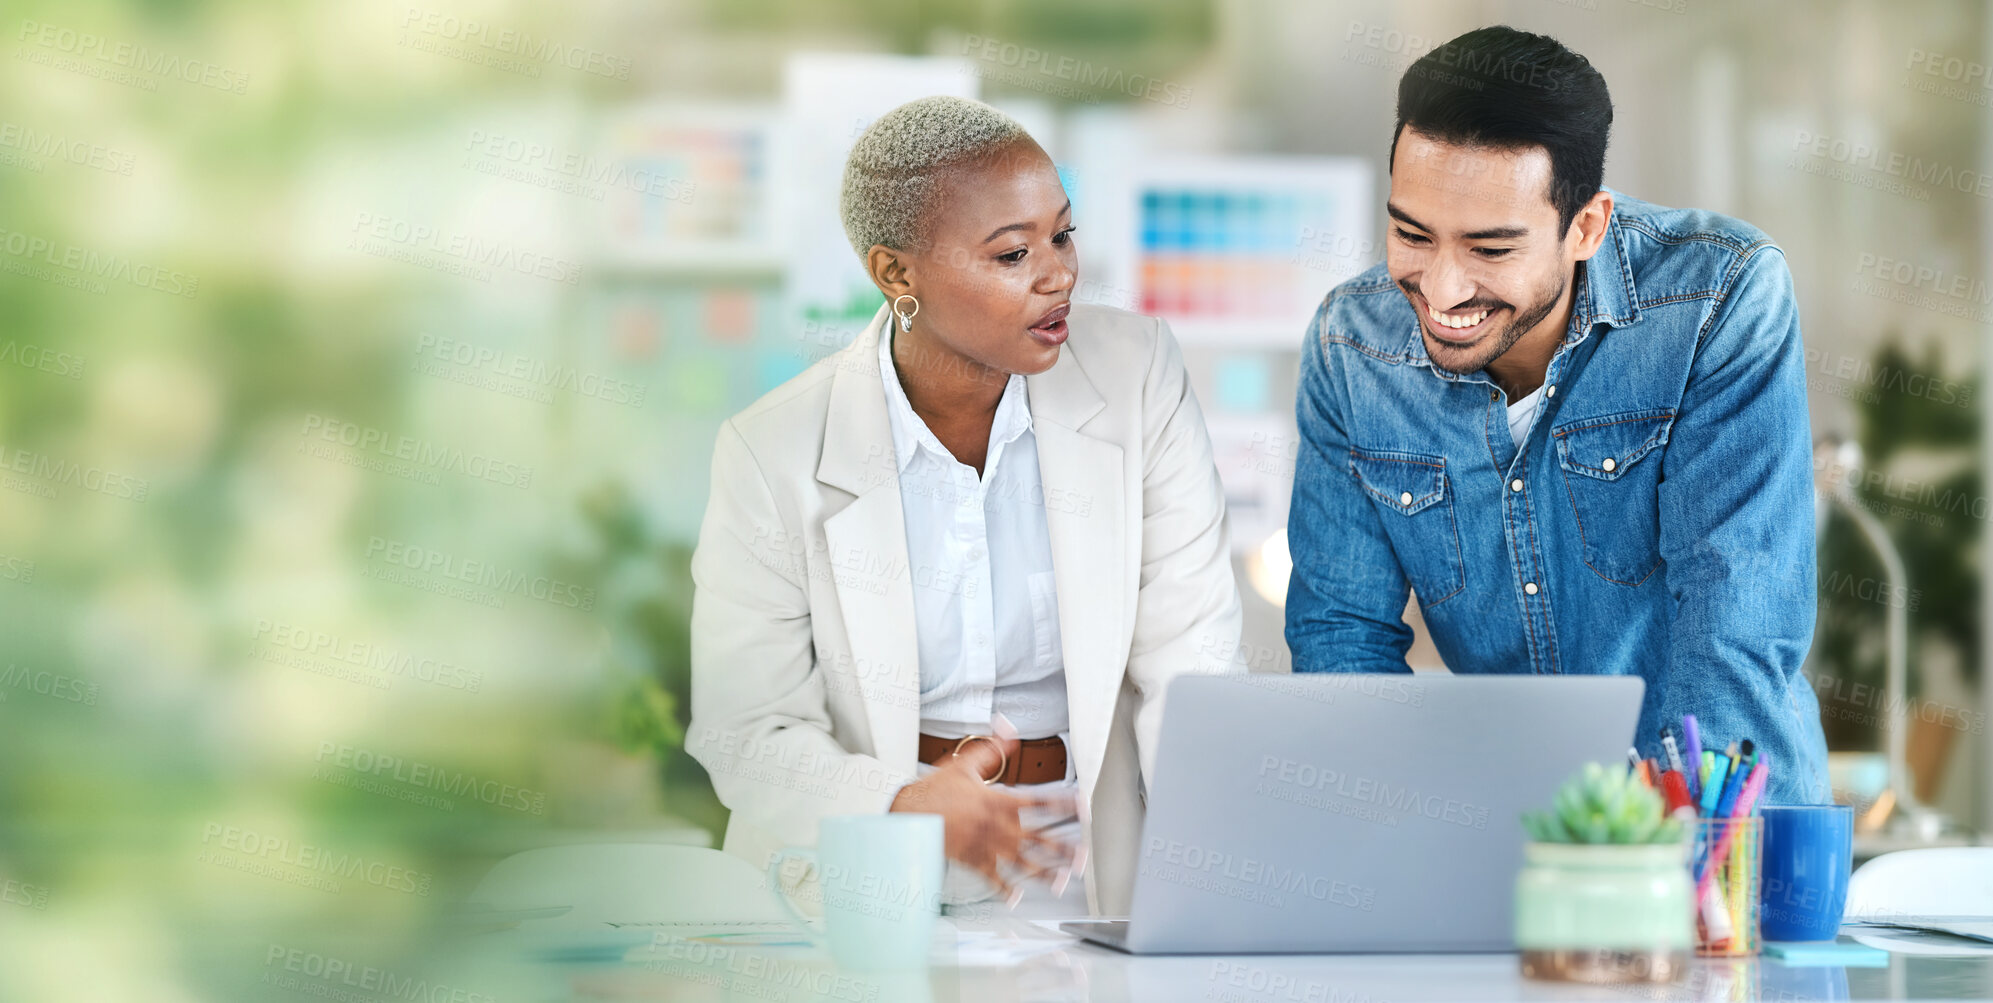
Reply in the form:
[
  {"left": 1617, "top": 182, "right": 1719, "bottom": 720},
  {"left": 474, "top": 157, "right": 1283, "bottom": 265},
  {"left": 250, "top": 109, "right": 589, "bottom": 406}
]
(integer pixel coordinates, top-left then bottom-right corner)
[
  {"left": 1516, "top": 763, "right": 1692, "bottom": 984},
  {"left": 536, "top": 482, "right": 728, "bottom": 843}
]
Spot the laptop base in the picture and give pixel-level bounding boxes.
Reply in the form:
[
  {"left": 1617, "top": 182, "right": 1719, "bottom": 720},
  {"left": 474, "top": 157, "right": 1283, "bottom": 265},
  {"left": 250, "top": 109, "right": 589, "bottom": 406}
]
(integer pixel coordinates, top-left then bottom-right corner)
[{"left": 1060, "top": 919, "right": 1134, "bottom": 952}]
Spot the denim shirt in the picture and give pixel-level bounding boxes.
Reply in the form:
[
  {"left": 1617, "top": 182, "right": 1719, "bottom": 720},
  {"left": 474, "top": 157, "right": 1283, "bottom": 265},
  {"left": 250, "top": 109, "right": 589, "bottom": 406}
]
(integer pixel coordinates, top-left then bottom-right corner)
[{"left": 1285, "top": 190, "right": 1829, "bottom": 805}]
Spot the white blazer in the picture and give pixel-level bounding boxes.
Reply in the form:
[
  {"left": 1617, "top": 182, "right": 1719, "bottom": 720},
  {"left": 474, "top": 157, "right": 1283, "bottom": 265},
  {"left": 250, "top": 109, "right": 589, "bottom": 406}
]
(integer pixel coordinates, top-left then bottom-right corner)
[{"left": 688, "top": 301, "right": 1243, "bottom": 915}]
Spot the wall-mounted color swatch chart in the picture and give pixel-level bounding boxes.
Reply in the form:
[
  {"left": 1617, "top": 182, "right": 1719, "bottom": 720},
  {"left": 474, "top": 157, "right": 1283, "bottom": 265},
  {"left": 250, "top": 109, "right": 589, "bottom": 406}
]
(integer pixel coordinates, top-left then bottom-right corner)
[
  {"left": 1121, "top": 158, "right": 1371, "bottom": 347},
  {"left": 1139, "top": 189, "right": 1327, "bottom": 318}
]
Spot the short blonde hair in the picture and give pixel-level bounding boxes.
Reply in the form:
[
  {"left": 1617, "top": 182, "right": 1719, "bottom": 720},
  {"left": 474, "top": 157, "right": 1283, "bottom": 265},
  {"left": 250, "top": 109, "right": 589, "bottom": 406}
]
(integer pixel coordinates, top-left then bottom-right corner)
[{"left": 839, "top": 96, "right": 1029, "bottom": 258}]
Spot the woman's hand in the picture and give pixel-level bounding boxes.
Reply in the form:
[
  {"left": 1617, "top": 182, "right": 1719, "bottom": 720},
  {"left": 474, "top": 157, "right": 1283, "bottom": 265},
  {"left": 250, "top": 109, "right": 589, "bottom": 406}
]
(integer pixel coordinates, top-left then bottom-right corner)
[{"left": 887, "top": 735, "right": 1077, "bottom": 899}]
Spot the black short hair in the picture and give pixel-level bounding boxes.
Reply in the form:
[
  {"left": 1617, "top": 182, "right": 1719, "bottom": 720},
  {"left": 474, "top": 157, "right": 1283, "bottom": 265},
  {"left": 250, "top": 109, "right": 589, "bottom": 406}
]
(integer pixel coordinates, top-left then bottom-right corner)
[{"left": 1389, "top": 26, "right": 1611, "bottom": 234}]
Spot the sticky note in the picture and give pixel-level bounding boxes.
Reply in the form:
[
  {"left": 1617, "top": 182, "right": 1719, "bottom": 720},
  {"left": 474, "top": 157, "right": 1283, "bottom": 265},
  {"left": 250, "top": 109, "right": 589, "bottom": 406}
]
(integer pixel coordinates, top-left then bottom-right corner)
[{"left": 1763, "top": 940, "right": 1889, "bottom": 967}]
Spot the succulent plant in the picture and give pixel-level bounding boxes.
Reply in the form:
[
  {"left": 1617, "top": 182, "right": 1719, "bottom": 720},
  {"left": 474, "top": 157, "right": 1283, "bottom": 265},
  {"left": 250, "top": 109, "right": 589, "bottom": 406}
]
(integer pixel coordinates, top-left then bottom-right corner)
[{"left": 1521, "top": 762, "right": 1686, "bottom": 845}]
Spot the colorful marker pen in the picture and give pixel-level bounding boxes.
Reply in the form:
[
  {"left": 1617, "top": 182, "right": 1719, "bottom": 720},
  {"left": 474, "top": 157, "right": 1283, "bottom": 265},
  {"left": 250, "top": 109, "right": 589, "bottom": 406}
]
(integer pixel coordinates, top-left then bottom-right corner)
[
  {"left": 1660, "top": 770, "right": 1694, "bottom": 815},
  {"left": 1661, "top": 728, "right": 1687, "bottom": 780},
  {"left": 1700, "top": 753, "right": 1732, "bottom": 816},
  {"left": 1681, "top": 714, "right": 1704, "bottom": 800}
]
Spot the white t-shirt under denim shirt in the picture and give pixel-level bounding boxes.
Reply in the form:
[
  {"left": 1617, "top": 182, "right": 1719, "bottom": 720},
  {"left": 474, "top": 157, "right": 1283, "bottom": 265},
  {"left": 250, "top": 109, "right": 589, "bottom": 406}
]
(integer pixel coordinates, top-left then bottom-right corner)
[
  {"left": 878, "top": 330, "right": 1084, "bottom": 914},
  {"left": 1507, "top": 383, "right": 1547, "bottom": 455}
]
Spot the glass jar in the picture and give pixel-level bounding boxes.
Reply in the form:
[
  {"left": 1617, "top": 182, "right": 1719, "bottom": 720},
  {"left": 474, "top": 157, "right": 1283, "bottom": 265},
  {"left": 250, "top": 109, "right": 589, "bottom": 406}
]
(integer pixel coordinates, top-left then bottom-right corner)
[{"left": 1694, "top": 815, "right": 1763, "bottom": 956}]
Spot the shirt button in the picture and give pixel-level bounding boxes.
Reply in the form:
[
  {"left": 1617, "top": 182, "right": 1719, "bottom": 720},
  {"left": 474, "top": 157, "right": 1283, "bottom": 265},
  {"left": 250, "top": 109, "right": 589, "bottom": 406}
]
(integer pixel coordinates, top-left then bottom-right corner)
[
  {"left": 1510, "top": 478, "right": 1523, "bottom": 492},
  {"left": 968, "top": 545, "right": 984, "bottom": 560},
  {"left": 1524, "top": 582, "right": 1540, "bottom": 596},
  {"left": 1489, "top": 390, "right": 1500, "bottom": 401},
  {"left": 1400, "top": 491, "right": 1414, "bottom": 505},
  {"left": 1546, "top": 385, "right": 1556, "bottom": 398},
  {"left": 1601, "top": 457, "right": 1617, "bottom": 472}
]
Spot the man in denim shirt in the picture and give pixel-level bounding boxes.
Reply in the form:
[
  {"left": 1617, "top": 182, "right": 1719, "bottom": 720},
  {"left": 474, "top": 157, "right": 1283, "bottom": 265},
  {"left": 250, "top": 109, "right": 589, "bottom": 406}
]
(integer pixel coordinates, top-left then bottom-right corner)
[{"left": 1286, "top": 25, "right": 1829, "bottom": 803}]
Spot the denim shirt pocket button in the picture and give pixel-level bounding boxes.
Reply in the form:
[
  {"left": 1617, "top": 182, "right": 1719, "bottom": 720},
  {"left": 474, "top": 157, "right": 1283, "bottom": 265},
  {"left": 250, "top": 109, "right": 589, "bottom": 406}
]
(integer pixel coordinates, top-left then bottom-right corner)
[
  {"left": 1552, "top": 408, "right": 1676, "bottom": 586},
  {"left": 1348, "top": 448, "right": 1467, "bottom": 606}
]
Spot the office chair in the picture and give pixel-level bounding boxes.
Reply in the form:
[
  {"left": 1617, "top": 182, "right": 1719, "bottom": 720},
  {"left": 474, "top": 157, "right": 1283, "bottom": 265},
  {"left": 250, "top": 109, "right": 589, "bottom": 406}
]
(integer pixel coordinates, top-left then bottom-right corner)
[{"left": 1847, "top": 847, "right": 1993, "bottom": 918}]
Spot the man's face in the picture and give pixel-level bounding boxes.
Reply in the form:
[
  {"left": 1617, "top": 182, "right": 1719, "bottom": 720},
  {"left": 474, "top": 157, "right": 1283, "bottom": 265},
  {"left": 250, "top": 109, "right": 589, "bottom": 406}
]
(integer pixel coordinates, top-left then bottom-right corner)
[{"left": 1385, "top": 127, "right": 1577, "bottom": 376}]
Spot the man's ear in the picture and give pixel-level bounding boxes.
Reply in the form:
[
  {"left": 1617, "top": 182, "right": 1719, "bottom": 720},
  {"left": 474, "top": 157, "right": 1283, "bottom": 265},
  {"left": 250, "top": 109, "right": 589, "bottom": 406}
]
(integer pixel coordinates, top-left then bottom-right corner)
[
  {"left": 866, "top": 245, "right": 914, "bottom": 300},
  {"left": 1568, "top": 190, "right": 1614, "bottom": 263}
]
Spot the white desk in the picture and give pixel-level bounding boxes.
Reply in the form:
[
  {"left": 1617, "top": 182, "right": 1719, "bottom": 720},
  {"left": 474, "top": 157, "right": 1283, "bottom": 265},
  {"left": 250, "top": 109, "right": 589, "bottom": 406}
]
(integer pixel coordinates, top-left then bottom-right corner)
[{"left": 543, "top": 914, "right": 1993, "bottom": 1002}]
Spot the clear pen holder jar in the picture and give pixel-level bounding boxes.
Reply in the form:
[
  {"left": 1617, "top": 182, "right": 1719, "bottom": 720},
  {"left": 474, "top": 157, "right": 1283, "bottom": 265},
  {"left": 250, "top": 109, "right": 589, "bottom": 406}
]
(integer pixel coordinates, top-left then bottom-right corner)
[{"left": 1693, "top": 816, "right": 1762, "bottom": 956}]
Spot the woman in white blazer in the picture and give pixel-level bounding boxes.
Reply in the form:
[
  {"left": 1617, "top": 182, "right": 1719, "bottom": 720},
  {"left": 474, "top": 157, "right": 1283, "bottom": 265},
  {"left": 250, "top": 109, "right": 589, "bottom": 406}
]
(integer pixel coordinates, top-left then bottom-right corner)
[{"left": 689, "top": 96, "right": 1242, "bottom": 917}]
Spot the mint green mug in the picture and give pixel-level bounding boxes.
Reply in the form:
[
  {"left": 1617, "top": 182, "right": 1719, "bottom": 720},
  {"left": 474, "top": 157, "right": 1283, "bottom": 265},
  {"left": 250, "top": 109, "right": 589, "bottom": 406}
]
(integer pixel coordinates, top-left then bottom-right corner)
[{"left": 767, "top": 814, "right": 945, "bottom": 970}]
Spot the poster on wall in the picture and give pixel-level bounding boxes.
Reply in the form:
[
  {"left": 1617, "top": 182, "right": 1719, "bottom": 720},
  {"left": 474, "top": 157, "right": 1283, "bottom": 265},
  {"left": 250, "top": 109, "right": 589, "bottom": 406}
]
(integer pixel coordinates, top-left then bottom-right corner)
[{"left": 591, "top": 104, "right": 776, "bottom": 272}]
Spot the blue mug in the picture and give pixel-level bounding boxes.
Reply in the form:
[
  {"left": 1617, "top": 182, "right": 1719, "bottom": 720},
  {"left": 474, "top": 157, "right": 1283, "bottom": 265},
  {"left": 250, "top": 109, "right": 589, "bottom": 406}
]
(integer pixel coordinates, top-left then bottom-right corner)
[{"left": 1758, "top": 804, "right": 1854, "bottom": 941}]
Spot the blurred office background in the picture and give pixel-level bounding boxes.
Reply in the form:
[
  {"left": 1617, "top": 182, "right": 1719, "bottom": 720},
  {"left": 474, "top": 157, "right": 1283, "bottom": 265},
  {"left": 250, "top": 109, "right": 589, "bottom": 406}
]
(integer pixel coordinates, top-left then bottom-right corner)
[{"left": 1, "top": 0, "right": 1989, "bottom": 995}]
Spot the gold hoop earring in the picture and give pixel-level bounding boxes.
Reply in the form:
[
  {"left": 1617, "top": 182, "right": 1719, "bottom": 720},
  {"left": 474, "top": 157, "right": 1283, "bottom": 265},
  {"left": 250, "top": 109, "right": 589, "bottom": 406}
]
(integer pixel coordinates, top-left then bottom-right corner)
[{"left": 892, "top": 294, "right": 920, "bottom": 334}]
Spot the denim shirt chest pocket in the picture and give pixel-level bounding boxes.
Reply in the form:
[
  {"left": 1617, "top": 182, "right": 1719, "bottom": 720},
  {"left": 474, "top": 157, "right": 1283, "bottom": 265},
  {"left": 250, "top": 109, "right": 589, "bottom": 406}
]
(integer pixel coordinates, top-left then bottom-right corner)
[
  {"left": 1348, "top": 448, "right": 1465, "bottom": 605},
  {"left": 1552, "top": 408, "right": 1676, "bottom": 586}
]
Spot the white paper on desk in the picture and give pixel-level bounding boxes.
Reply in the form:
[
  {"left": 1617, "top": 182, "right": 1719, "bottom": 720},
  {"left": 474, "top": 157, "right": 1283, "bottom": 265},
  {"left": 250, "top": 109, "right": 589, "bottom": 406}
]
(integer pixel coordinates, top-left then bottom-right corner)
[
  {"left": 1846, "top": 915, "right": 1993, "bottom": 944},
  {"left": 1851, "top": 928, "right": 1993, "bottom": 957},
  {"left": 483, "top": 924, "right": 657, "bottom": 962},
  {"left": 944, "top": 930, "right": 1073, "bottom": 966}
]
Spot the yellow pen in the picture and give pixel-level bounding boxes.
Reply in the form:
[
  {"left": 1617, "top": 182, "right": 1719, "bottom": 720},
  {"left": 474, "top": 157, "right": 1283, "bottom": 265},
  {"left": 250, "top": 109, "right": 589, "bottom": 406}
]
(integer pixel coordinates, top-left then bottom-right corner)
[{"left": 1728, "top": 830, "right": 1746, "bottom": 943}]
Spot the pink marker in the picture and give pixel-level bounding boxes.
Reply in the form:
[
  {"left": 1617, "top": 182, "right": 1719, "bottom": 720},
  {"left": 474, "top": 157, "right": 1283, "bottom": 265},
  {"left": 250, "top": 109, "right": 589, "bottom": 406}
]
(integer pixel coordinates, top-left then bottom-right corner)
[{"left": 1731, "top": 758, "right": 1770, "bottom": 818}]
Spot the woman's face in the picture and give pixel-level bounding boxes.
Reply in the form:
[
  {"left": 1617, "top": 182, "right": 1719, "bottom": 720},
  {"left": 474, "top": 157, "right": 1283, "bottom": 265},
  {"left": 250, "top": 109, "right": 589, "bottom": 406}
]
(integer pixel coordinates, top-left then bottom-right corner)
[{"left": 893, "top": 138, "right": 1077, "bottom": 377}]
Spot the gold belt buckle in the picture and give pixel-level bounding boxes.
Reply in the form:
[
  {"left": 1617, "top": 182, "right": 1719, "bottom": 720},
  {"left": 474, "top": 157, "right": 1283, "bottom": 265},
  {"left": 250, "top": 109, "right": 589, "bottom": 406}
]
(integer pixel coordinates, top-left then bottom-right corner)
[{"left": 952, "top": 735, "right": 1008, "bottom": 785}]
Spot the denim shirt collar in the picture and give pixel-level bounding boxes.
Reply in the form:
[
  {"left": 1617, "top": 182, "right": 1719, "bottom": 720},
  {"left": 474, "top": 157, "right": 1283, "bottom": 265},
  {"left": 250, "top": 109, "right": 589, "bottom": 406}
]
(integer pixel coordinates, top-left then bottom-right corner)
[{"left": 1405, "top": 196, "right": 1643, "bottom": 381}]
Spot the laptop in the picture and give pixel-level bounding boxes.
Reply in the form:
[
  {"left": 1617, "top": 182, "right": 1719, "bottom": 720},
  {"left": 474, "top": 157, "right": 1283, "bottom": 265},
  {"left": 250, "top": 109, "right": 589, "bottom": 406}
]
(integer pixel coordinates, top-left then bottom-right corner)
[{"left": 1062, "top": 673, "right": 1644, "bottom": 954}]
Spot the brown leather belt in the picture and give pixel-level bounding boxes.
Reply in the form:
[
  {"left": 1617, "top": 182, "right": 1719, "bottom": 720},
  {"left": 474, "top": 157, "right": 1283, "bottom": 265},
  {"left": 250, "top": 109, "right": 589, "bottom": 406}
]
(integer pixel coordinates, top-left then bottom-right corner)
[{"left": 917, "top": 732, "right": 1068, "bottom": 786}]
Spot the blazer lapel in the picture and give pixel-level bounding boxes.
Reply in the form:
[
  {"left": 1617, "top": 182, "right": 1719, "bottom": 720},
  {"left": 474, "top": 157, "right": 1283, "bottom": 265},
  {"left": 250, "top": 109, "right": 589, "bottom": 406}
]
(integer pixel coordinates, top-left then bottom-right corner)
[
  {"left": 814, "top": 306, "right": 1130, "bottom": 780},
  {"left": 818, "top": 305, "right": 922, "bottom": 769},
  {"left": 1027, "top": 344, "right": 1127, "bottom": 791}
]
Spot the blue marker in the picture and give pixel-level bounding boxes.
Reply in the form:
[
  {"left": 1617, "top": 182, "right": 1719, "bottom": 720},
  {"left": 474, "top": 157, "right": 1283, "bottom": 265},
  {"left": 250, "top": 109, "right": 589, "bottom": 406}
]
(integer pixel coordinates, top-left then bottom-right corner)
[
  {"left": 1699, "top": 753, "right": 1732, "bottom": 816},
  {"left": 1714, "top": 740, "right": 1753, "bottom": 818}
]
